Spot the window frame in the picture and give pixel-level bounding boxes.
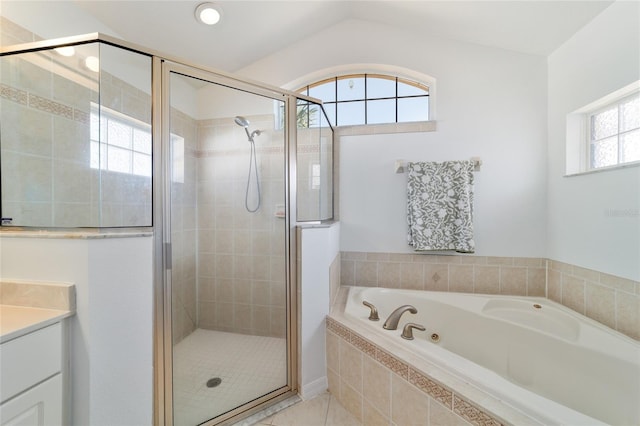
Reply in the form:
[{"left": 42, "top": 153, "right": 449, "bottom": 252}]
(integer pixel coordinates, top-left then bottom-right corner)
[
  {"left": 586, "top": 91, "right": 640, "bottom": 171},
  {"left": 297, "top": 73, "right": 430, "bottom": 127},
  {"left": 565, "top": 81, "right": 640, "bottom": 177}
]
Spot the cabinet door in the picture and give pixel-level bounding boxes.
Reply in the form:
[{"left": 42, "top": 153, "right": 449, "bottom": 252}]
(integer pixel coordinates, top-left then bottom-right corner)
[{"left": 0, "top": 375, "right": 62, "bottom": 426}]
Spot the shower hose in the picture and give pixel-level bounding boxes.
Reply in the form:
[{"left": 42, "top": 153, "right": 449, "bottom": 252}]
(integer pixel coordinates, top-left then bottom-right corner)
[{"left": 245, "top": 140, "right": 261, "bottom": 213}]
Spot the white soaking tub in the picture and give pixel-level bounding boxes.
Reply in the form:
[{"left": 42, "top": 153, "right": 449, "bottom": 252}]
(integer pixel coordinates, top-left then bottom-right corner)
[{"left": 344, "top": 287, "right": 640, "bottom": 426}]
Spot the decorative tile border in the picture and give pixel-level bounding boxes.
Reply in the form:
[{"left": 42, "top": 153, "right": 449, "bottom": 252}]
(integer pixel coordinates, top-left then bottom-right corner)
[
  {"left": 0, "top": 83, "right": 28, "bottom": 105},
  {"left": 326, "top": 316, "right": 506, "bottom": 426},
  {"left": 29, "top": 93, "right": 73, "bottom": 119},
  {"left": 409, "top": 368, "right": 453, "bottom": 408},
  {"left": 454, "top": 395, "right": 502, "bottom": 426},
  {"left": 376, "top": 348, "right": 409, "bottom": 380}
]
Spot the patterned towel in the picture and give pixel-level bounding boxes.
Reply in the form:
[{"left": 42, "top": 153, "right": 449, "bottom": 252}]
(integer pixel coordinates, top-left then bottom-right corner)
[{"left": 407, "top": 161, "right": 475, "bottom": 253}]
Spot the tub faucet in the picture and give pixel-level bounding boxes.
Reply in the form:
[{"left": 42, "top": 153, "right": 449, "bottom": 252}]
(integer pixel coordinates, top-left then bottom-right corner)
[
  {"left": 383, "top": 305, "right": 417, "bottom": 330},
  {"left": 362, "top": 301, "right": 380, "bottom": 321},
  {"left": 401, "top": 323, "right": 426, "bottom": 340}
]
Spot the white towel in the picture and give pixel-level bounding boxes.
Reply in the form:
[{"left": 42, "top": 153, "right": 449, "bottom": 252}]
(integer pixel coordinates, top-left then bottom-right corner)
[{"left": 407, "top": 161, "right": 475, "bottom": 253}]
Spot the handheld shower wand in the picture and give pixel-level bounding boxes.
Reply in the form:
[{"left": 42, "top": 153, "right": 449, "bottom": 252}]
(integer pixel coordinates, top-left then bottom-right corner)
[
  {"left": 234, "top": 116, "right": 262, "bottom": 142},
  {"left": 234, "top": 116, "right": 262, "bottom": 212}
]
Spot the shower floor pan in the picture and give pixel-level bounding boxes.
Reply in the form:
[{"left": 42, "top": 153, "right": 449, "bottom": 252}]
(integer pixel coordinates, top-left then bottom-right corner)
[{"left": 173, "top": 328, "right": 286, "bottom": 426}]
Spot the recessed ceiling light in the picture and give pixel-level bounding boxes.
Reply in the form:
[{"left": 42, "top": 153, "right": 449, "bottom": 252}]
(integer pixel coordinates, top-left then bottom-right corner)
[
  {"left": 195, "top": 2, "right": 222, "bottom": 26},
  {"left": 54, "top": 46, "right": 75, "bottom": 57}
]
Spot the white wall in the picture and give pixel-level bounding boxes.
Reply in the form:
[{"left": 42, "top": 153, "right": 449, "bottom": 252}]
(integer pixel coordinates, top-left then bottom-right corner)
[
  {"left": 299, "top": 223, "right": 340, "bottom": 399},
  {"left": 547, "top": 1, "right": 640, "bottom": 281},
  {"left": 240, "top": 19, "right": 548, "bottom": 257},
  {"left": 0, "top": 236, "right": 154, "bottom": 426}
]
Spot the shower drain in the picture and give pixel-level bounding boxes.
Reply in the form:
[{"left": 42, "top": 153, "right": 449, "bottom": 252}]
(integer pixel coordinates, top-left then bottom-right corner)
[{"left": 206, "top": 377, "right": 222, "bottom": 388}]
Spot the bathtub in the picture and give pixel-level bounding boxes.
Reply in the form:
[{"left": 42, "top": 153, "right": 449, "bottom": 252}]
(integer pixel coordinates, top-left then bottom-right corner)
[{"left": 343, "top": 287, "right": 640, "bottom": 426}]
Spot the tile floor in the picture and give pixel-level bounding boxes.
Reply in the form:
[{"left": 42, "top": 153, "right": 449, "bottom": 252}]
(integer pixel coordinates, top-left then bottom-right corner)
[{"left": 251, "top": 392, "right": 361, "bottom": 426}]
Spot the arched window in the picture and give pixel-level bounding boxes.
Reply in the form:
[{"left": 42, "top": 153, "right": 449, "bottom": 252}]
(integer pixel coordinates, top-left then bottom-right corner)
[{"left": 297, "top": 74, "right": 429, "bottom": 127}]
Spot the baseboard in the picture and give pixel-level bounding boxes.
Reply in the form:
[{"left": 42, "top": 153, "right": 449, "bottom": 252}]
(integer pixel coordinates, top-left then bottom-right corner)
[{"left": 300, "top": 376, "right": 328, "bottom": 400}]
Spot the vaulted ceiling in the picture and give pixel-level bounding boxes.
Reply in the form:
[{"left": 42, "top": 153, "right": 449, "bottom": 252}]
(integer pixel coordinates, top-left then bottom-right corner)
[{"left": 1, "top": 1, "right": 614, "bottom": 72}]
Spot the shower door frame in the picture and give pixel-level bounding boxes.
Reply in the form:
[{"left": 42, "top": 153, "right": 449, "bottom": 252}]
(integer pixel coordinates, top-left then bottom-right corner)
[{"left": 155, "top": 59, "right": 303, "bottom": 426}]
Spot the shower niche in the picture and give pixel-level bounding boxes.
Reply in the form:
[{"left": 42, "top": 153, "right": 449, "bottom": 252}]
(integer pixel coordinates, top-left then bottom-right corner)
[{"left": 1, "top": 34, "right": 333, "bottom": 426}]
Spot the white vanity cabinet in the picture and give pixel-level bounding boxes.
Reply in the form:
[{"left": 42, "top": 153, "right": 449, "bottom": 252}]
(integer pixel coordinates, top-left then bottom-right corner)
[{"left": 0, "top": 322, "right": 64, "bottom": 426}]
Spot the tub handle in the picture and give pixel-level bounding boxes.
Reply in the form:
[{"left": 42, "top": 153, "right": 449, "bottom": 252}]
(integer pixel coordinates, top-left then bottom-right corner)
[
  {"left": 362, "top": 301, "right": 380, "bottom": 321},
  {"left": 401, "top": 323, "right": 426, "bottom": 340}
]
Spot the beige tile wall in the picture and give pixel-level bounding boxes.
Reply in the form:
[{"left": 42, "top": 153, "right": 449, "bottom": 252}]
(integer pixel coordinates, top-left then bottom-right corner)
[
  {"left": 196, "top": 115, "right": 287, "bottom": 338},
  {"left": 1, "top": 33, "right": 152, "bottom": 227},
  {"left": 341, "top": 252, "right": 546, "bottom": 297},
  {"left": 547, "top": 260, "right": 640, "bottom": 340},
  {"left": 171, "top": 108, "right": 198, "bottom": 345},
  {"left": 340, "top": 251, "right": 640, "bottom": 341},
  {"left": 297, "top": 125, "right": 334, "bottom": 221}
]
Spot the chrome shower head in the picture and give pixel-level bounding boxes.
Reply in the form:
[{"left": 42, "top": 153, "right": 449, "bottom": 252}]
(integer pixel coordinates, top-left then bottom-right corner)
[
  {"left": 234, "top": 115, "right": 260, "bottom": 142},
  {"left": 234, "top": 116, "right": 250, "bottom": 128}
]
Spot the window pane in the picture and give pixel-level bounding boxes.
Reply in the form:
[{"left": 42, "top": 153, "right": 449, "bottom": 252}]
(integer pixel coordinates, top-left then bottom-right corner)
[
  {"left": 367, "top": 99, "right": 396, "bottom": 124},
  {"left": 337, "top": 101, "right": 365, "bottom": 126},
  {"left": 133, "top": 128, "right": 152, "bottom": 154},
  {"left": 108, "top": 145, "right": 131, "bottom": 173},
  {"left": 296, "top": 102, "right": 312, "bottom": 128},
  {"left": 172, "top": 135, "right": 185, "bottom": 183},
  {"left": 108, "top": 119, "right": 132, "bottom": 149},
  {"left": 337, "top": 76, "right": 365, "bottom": 101},
  {"left": 591, "top": 136, "right": 618, "bottom": 168},
  {"left": 90, "top": 141, "right": 100, "bottom": 169},
  {"left": 398, "top": 97, "right": 429, "bottom": 122},
  {"left": 367, "top": 76, "right": 396, "bottom": 99},
  {"left": 398, "top": 80, "right": 428, "bottom": 97},
  {"left": 309, "top": 80, "right": 336, "bottom": 103},
  {"left": 591, "top": 106, "right": 618, "bottom": 141},
  {"left": 620, "top": 95, "right": 640, "bottom": 132},
  {"left": 90, "top": 112, "right": 100, "bottom": 141},
  {"left": 320, "top": 103, "right": 336, "bottom": 127},
  {"left": 621, "top": 129, "right": 640, "bottom": 163},
  {"left": 133, "top": 152, "right": 151, "bottom": 177}
]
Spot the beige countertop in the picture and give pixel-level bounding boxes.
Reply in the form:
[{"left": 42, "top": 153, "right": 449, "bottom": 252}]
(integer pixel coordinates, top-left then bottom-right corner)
[
  {"left": 0, "top": 304, "right": 73, "bottom": 343},
  {"left": 0, "top": 280, "right": 76, "bottom": 343}
]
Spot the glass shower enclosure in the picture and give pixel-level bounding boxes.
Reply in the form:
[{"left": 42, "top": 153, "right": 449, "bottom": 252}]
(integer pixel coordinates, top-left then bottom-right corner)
[
  {"left": 161, "top": 63, "right": 295, "bottom": 426},
  {"left": 1, "top": 34, "right": 333, "bottom": 426}
]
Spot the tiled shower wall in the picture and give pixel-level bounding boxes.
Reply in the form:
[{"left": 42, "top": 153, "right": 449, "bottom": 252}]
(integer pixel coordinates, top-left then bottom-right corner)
[
  {"left": 171, "top": 109, "right": 198, "bottom": 345},
  {"left": 340, "top": 251, "right": 639, "bottom": 340},
  {"left": 0, "top": 30, "right": 152, "bottom": 227},
  {"left": 196, "top": 115, "right": 287, "bottom": 338}
]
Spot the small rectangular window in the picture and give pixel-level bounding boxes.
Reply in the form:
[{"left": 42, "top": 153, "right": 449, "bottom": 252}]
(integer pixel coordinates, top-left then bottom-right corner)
[
  {"left": 90, "top": 103, "right": 152, "bottom": 177},
  {"left": 588, "top": 92, "right": 640, "bottom": 169}
]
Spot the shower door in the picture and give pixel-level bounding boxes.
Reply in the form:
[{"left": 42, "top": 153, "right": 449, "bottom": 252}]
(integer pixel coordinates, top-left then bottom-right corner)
[{"left": 161, "top": 62, "right": 295, "bottom": 425}]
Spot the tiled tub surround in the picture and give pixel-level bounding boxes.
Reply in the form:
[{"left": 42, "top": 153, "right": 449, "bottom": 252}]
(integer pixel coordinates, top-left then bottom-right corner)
[
  {"left": 326, "top": 288, "right": 640, "bottom": 426},
  {"left": 325, "top": 312, "right": 530, "bottom": 426},
  {"left": 340, "top": 252, "right": 639, "bottom": 341},
  {"left": 341, "top": 286, "right": 640, "bottom": 425}
]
